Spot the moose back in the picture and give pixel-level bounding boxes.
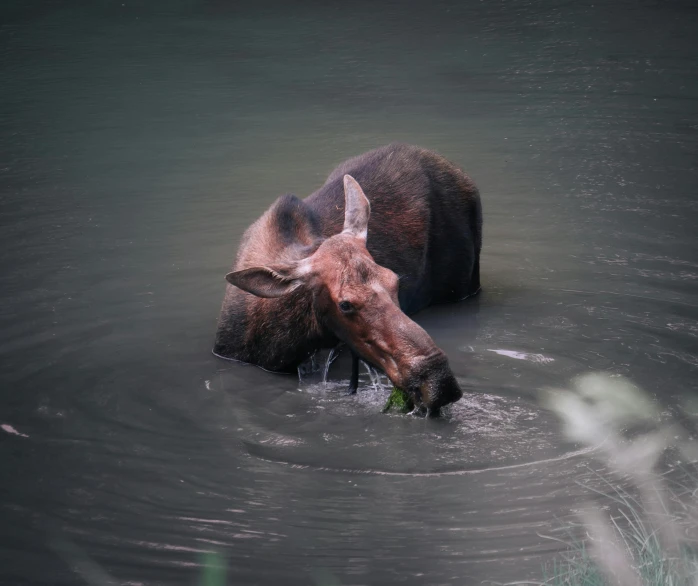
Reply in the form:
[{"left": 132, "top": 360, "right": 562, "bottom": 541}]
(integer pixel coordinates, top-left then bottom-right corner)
[{"left": 214, "top": 144, "right": 482, "bottom": 415}]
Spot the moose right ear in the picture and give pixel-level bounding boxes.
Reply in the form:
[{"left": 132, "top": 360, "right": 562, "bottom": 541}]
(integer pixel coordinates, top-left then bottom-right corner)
[
  {"left": 342, "top": 175, "right": 371, "bottom": 243},
  {"left": 225, "top": 266, "right": 302, "bottom": 298}
]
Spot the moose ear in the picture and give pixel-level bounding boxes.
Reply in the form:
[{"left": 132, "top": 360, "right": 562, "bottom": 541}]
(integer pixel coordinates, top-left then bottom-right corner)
[
  {"left": 225, "top": 266, "right": 303, "bottom": 298},
  {"left": 342, "top": 174, "right": 371, "bottom": 243}
]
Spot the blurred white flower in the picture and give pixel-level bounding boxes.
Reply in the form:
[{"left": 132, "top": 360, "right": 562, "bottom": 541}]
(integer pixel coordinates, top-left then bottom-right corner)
[
  {"left": 573, "top": 373, "right": 659, "bottom": 426},
  {"left": 540, "top": 387, "right": 606, "bottom": 444},
  {"left": 540, "top": 373, "right": 660, "bottom": 446}
]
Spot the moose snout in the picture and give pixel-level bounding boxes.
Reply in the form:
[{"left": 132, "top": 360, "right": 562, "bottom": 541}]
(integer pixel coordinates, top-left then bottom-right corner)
[{"left": 404, "top": 352, "right": 463, "bottom": 416}]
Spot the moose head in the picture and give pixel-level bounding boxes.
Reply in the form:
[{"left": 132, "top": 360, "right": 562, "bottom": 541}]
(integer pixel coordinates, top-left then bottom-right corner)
[{"left": 225, "top": 175, "right": 463, "bottom": 415}]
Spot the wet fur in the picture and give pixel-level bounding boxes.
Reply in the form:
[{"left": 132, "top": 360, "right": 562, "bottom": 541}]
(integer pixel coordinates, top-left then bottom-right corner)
[{"left": 214, "top": 143, "right": 482, "bottom": 372}]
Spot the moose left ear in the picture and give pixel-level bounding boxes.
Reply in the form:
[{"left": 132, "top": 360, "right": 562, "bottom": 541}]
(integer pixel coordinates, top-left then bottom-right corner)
[
  {"left": 226, "top": 266, "right": 302, "bottom": 298},
  {"left": 342, "top": 175, "right": 371, "bottom": 243}
]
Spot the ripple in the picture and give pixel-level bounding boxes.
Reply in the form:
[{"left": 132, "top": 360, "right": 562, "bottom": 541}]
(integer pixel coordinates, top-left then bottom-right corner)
[
  {"left": 244, "top": 442, "right": 599, "bottom": 477},
  {"left": 234, "top": 366, "right": 583, "bottom": 475}
]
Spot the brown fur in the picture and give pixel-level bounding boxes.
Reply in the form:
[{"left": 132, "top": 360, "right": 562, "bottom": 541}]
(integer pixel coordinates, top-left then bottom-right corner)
[{"left": 214, "top": 144, "right": 482, "bottom": 411}]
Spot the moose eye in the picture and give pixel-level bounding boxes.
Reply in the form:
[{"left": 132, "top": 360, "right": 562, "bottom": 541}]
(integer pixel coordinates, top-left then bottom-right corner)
[{"left": 338, "top": 300, "right": 354, "bottom": 314}]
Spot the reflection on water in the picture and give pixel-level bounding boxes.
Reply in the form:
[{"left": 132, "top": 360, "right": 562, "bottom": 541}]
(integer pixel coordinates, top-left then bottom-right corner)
[{"left": 1, "top": 0, "right": 697, "bottom": 584}]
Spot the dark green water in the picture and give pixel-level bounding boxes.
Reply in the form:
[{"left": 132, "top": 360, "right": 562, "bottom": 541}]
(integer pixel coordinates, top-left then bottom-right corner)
[{"left": 1, "top": 1, "right": 697, "bottom": 584}]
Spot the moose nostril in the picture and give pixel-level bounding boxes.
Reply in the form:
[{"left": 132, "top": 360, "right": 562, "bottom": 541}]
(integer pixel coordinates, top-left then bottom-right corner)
[{"left": 412, "top": 360, "right": 463, "bottom": 411}]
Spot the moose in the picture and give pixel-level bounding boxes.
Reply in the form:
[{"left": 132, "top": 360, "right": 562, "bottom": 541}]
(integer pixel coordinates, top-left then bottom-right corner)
[{"left": 213, "top": 143, "right": 482, "bottom": 416}]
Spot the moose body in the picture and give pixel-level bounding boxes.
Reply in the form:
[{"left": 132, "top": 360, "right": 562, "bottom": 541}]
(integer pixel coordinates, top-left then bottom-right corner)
[{"left": 214, "top": 144, "right": 482, "bottom": 414}]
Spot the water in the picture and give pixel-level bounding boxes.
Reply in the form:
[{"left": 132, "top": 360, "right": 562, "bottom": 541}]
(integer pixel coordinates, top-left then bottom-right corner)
[{"left": 1, "top": 0, "right": 697, "bottom": 584}]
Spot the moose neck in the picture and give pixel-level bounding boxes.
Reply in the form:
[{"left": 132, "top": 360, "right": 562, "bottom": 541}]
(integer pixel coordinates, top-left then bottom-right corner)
[{"left": 215, "top": 191, "right": 337, "bottom": 372}]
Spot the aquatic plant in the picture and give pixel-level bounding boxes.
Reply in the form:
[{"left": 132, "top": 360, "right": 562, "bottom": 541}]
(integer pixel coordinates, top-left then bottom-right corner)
[
  {"left": 382, "top": 385, "right": 415, "bottom": 413},
  {"left": 531, "top": 373, "right": 698, "bottom": 586}
]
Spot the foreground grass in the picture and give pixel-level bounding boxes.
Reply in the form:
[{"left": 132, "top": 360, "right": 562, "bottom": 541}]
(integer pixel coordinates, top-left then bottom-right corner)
[
  {"left": 542, "top": 547, "right": 697, "bottom": 586},
  {"left": 534, "top": 373, "right": 698, "bottom": 586},
  {"left": 540, "top": 498, "right": 697, "bottom": 586},
  {"left": 542, "top": 543, "right": 607, "bottom": 586}
]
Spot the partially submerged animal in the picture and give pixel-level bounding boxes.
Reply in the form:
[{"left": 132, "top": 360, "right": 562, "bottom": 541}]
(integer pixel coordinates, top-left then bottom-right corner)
[{"left": 214, "top": 144, "right": 482, "bottom": 416}]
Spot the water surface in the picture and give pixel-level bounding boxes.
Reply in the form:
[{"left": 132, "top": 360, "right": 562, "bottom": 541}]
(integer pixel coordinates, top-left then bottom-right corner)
[{"left": 1, "top": 0, "right": 697, "bottom": 584}]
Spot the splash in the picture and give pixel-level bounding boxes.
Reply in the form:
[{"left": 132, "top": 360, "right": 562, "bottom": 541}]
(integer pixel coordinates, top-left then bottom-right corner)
[
  {"left": 1, "top": 424, "right": 28, "bottom": 438},
  {"left": 322, "top": 347, "right": 340, "bottom": 383},
  {"left": 487, "top": 349, "right": 554, "bottom": 363},
  {"left": 363, "top": 362, "right": 387, "bottom": 394}
]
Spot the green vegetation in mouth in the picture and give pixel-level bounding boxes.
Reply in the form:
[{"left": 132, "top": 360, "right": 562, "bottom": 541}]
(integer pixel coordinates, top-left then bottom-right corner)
[{"left": 382, "top": 386, "right": 415, "bottom": 414}]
